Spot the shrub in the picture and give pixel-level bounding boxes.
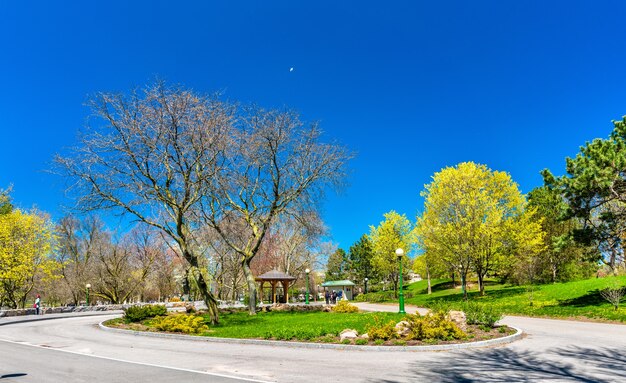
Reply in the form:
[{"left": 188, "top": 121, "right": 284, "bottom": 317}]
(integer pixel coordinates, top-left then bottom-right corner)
[
  {"left": 124, "top": 304, "right": 167, "bottom": 323},
  {"left": 151, "top": 314, "right": 208, "bottom": 334},
  {"left": 169, "top": 297, "right": 181, "bottom": 302},
  {"left": 355, "top": 338, "right": 368, "bottom": 345},
  {"left": 462, "top": 302, "right": 502, "bottom": 327},
  {"left": 365, "top": 315, "right": 398, "bottom": 340},
  {"left": 341, "top": 338, "right": 351, "bottom": 344},
  {"left": 332, "top": 300, "right": 359, "bottom": 313},
  {"left": 405, "top": 312, "right": 465, "bottom": 341}
]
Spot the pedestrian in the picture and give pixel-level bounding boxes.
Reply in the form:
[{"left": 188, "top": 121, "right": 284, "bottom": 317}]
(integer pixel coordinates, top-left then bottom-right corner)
[
  {"left": 331, "top": 290, "right": 337, "bottom": 304},
  {"left": 34, "top": 294, "right": 41, "bottom": 315},
  {"left": 337, "top": 289, "right": 343, "bottom": 301},
  {"left": 324, "top": 290, "right": 330, "bottom": 304}
]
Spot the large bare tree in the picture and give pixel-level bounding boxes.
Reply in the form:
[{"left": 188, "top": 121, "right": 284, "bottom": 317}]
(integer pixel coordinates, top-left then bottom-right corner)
[
  {"left": 201, "top": 108, "right": 351, "bottom": 314},
  {"left": 56, "top": 82, "right": 232, "bottom": 323}
]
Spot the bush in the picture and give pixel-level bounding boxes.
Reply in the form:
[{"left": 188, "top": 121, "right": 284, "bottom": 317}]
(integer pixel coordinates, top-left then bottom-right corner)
[
  {"left": 332, "top": 300, "right": 359, "bottom": 313},
  {"left": 151, "top": 314, "right": 208, "bottom": 334},
  {"left": 405, "top": 312, "right": 465, "bottom": 341},
  {"left": 365, "top": 315, "right": 398, "bottom": 341},
  {"left": 461, "top": 302, "right": 502, "bottom": 327},
  {"left": 124, "top": 304, "right": 167, "bottom": 323},
  {"left": 169, "top": 297, "right": 181, "bottom": 303},
  {"left": 355, "top": 338, "right": 368, "bottom": 345}
]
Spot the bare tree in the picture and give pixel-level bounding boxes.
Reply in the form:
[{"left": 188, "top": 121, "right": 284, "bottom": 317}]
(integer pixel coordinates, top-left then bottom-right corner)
[
  {"left": 91, "top": 225, "right": 158, "bottom": 304},
  {"left": 56, "top": 82, "right": 231, "bottom": 323},
  {"left": 201, "top": 108, "right": 351, "bottom": 314},
  {"left": 55, "top": 215, "right": 103, "bottom": 304},
  {"left": 600, "top": 282, "right": 626, "bottom": 311}
]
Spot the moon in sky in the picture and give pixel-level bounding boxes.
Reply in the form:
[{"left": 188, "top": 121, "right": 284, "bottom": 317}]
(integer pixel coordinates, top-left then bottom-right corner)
[{"left": 289, "top": 67, "right": 294, "bottom": 72}]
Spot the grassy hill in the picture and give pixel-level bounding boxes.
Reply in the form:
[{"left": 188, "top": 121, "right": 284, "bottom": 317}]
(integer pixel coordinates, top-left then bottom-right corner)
[{"left": 364, "top": 276, "right": 626, "bottom": 322}]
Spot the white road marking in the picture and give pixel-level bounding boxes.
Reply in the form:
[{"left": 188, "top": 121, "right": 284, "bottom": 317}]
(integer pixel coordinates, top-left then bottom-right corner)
[{"left": 0, "top": 337, "right": 274, "bottom": 383}]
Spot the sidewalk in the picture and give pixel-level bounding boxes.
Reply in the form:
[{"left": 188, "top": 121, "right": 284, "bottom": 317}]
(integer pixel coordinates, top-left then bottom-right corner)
[{"left": 352, "top": 302, "right": 430, "bottom": 315}]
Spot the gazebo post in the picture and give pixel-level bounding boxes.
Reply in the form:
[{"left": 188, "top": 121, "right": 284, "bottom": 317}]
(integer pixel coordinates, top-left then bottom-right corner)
[
  {"left": 271, "top": 281, "right": 277, "bottom": 304},
  {"left": 259, "top": 282, "right": 264, "bottom": 304},
  {"left": 284, "top": 281, "right": 289, "bottom": 303}
]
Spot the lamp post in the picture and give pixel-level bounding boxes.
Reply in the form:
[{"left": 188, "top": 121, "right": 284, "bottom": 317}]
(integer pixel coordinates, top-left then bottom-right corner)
[
  {"left": 85, "top": 283, "right": 91, "bottom": 306},
  {"left": 396, "top": 248, "right": 405, "bottom": 314},
  {"left": 364, "top": 277, "right": 368, "bottom": 294},
  {"left": 305, "top": 269, "right": 310, "bottom": 305}
]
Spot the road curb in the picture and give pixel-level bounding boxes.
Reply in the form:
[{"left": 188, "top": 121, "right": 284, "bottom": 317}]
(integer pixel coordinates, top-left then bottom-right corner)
[
  {"left": 98, "top": 320, "right": 523, "bottom": 352},
  {"left": 0, "top": 311, "right": 123, "bottom": 326}
]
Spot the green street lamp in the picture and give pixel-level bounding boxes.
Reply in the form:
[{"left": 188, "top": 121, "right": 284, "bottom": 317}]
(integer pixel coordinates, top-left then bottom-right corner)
[
  {"left": 305, "top": 268, "right": 310, "bottom": 305},
  {"left": 85, "top": 283, "right": 91, "bottom": 306},
  {"left": 396, "top": 248, "right": 405, "bottom": 314},
  {"left": 364, "top": 277, "right": 368, "bottom": 294}
]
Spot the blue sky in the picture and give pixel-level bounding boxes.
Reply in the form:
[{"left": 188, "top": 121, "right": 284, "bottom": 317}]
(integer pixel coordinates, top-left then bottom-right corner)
[{"left": 2, "top": 1, "right": 626, "bottom": 250}]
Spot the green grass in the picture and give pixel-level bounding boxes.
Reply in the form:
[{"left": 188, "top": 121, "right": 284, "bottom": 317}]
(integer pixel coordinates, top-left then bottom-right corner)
[
  {"left": 200, "top": 311, "right": 405, "bottom": 340},
  {"left": 400, "top": 276, "right": 626, "bottom": 322}
]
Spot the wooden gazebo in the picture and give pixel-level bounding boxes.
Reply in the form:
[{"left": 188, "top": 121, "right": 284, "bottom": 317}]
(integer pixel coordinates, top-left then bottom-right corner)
[{"left": 255, "top": 270, "right": 296, "bottom": 304}]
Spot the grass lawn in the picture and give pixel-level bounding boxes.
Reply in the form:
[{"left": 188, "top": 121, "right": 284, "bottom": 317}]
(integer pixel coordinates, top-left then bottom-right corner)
[
  {"left": 202, "top": 310, "right": 405, "bottom": 340},
  {"left": 397, "top": 276, "right": 626, "bottom": 322}
]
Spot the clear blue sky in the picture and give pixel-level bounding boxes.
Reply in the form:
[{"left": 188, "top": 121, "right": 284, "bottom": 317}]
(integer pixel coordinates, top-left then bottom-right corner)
[{"left": 2, "top": 1, "right": 626, "bottom": 250}]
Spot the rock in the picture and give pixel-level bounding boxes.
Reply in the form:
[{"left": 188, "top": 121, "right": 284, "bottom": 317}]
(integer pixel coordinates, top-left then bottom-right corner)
[
  {"left": 395, "top": 320, "right": 411, "bottom": 337},
  {"left": 339, "top": 329, "right": 359, "bottom": 341},
  {"left": 448, "top": 310, "right": 467, "bottom": 330},
  {"left": 359, "top": 333, "right": 369, "bottom": 340},
  {"left": 322, "top": 305, "right": 333, "bottom": 312}
]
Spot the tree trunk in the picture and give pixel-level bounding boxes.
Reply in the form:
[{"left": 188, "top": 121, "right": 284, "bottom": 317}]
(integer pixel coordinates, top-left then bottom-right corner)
[
  {"left": 461, "top": 271, "right": 468, "bottom": 300},
  {"left": 478, "top": 273, "right": 485, "bottom": 296},
  {"left": 186, "top": 252, "right": 219, "bottom": 324},
  {"left": 242, "top": 259, "right": 257, "bottom": 315},
  {"left": 426, "top": 267, "right": 432, "bottom": 295}
]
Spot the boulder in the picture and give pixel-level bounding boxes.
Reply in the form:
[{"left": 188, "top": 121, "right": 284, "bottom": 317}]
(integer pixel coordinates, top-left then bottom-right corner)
[
  {"left": 339, "top": 329, "right": 359, "bottom": 341},
  {"left": 448, "top": 310, "right": 467, "bottom": 330},
  {"left": 395, "top": 320, "right": 411, "bottom": 337},
  {"left": 359, "top": 333, "right": 369, "bottom": 340}
]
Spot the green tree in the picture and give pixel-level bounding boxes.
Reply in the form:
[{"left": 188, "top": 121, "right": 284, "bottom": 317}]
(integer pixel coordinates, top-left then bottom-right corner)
[
  {"left": 0, "top": 186, "right": 12, "bottom": 215},
  {"left": 543, "top": 116, "right": 626, "bottom": 272},
  {"left": 326, "top": 248, "right": 349, "bottom": 281},
  {"left": 348, "top": 235, "right": 375, "bottom": 283},
  {"left": 369, "top": 211, "right": 413, "bottom": 297},
  {"left": 527, "top": 186, "right": 599, "bottom": 283}
]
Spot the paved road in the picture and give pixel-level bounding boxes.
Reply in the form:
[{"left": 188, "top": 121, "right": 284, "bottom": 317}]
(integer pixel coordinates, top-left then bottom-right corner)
[{"left": 0, "top": 305, "right": 625, "bottom": 382}]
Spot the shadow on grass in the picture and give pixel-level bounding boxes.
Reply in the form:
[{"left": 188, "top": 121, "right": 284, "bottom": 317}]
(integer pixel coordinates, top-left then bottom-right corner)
[
  {"left": 558, "top": 289, "right": 606, "bottom": 307},
  {"left": 368, "top": 345, "right": 626, "bottom": 383}
]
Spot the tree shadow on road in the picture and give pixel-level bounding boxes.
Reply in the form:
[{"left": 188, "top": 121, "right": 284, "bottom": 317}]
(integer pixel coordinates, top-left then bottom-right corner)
[
  {"left": 0, "top": 373, "right": 27, "bottom": 379},
  {"left": 368, "top": 345, "right": 626, "bottom": 383}
]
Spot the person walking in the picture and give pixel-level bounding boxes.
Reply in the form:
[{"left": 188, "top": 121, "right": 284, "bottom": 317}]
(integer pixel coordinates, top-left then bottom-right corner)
[
  {"left": 324, "top": 290, "right": 330, "bottom": 304},
  {"left": 34, "top": 294, "right": 41, "bottom": 315}
]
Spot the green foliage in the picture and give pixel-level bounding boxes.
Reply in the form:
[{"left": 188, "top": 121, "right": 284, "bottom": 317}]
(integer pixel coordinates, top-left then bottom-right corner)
[
  {"left": 341, "top": 338, "right": 351, "bottom": 344},
  {"left": 151, "top": 313, "right": 209, "bottom": 334},
  {"left": 332, "top": 300, "right": 359, "bottom": 313},
  {"left": 405, "top": 312, "right": 465, "bottom": 341},
  {"left": 348, "top": 235, "right": 375, "bottom": 282},
  {"left": 355, "top": 338, "right": 368, "bottom": 345},
  {"left": 365, "top": 315, "right": 398, "bottom": 340},
  {"left": 326, "top": 248, "right": 350, "bottom": 281},
  {"left": 543, "top": 116, "right": 626, "bottom": 271},
  {"left": 124, "top": 304, "right": 167, "bottom": 323},
  {"left": 356, "top": 290, "right": 413, "bottom": 303},
  {"left": 460, "top": 301, "right": 502, "bottom": 327}
]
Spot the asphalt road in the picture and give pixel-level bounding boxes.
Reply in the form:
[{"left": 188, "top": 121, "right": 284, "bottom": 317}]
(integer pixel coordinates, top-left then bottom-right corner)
[{"left": 0, "top": 305, "right": 625, "bottom": 382}]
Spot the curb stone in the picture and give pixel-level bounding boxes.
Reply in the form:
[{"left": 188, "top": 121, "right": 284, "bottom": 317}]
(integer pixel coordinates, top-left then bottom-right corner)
[{"left": 98, "top": 320, "right": 523, "bottom": 352}]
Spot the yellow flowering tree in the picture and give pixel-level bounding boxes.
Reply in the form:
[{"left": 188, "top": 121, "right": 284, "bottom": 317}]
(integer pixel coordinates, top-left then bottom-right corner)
[
  {"left": 0, "top": 209, "right": 57, "bottom": 308},
  {"left": 417, "top": 162, "right": 544, "bottom": 298},
  {"left": 369, "top": 211, "right": 414, "bottom": 297}
]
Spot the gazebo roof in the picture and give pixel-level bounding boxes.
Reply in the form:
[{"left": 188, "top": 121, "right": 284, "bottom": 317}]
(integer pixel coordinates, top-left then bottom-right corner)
[
  {"left": 321, "top": 280, "right": 355, "bottom": 287},
  {"left": 255, "top": 270, "right": 296, "bottom": 281}
]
